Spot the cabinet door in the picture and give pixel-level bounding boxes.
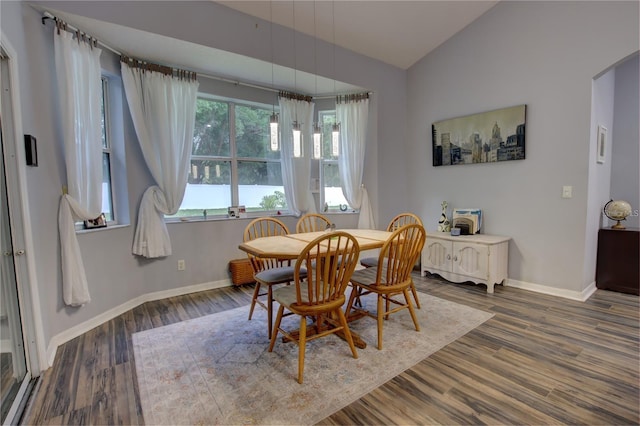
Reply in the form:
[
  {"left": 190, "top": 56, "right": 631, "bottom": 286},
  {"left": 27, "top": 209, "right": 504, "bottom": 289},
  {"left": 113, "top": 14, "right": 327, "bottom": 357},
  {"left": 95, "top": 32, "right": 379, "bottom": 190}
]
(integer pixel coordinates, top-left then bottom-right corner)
[
  {"left": 423, "top": 239, "right": 452, "bottom": 271},
  {"left": 452, "top": 242, "right": 488, "bottom": 280}
]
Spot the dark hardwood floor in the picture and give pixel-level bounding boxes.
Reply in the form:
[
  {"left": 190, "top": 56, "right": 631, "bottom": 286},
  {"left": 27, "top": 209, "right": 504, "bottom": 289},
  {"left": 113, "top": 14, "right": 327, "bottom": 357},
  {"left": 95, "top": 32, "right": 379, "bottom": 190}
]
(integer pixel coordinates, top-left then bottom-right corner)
[{"left": 22, "top": 274, "right": 639, "bottom": 425}]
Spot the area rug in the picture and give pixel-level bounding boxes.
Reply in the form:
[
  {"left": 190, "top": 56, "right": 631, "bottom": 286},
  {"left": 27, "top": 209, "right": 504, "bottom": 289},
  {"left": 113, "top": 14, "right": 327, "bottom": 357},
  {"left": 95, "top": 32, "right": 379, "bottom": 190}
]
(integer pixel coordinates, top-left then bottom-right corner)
[{"left": 132, "top": 292, "right": 493, "bottom": 425}]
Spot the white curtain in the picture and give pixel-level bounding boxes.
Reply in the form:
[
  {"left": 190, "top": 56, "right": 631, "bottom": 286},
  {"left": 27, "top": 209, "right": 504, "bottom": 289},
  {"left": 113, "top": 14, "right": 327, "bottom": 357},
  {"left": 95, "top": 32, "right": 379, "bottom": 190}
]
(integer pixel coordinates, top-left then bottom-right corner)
[
  {"left": 337, "top": 98, "right": 375, "bottom": 229},
  {"left": 54, "top": 27, "right": 103, "bottom": 306},
  {"left": 121, "top": 62, "right": 199, "bottom": 258},
  {"left": 279, "top": 97, "right": 316, "bottom": 216}
]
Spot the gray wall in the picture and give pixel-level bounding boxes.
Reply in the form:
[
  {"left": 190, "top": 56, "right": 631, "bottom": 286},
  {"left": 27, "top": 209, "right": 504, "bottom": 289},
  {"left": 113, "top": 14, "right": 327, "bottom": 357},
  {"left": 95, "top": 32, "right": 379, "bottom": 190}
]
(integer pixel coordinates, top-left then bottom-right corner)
[
  {"left": 1, "top": 1, "right": 408, "bottom": 350},
  {"left": 611, "top": 55, "right": 640, "bottom": 228},
  {"left": 406, "top": 1, "right": 639, "bottom": 293},
  {"left": 584, "top": 68, "right": 615, "bottom": 290}
]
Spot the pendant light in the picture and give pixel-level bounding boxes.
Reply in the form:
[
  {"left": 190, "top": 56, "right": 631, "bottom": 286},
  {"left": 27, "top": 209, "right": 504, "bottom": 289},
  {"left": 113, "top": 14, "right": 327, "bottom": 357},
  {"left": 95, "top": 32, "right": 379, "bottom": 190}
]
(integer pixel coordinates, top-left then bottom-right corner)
[
  {"left": 313, "top": 123, "right": 322, "bottom": 159},
  {"left": 269, "top": 1, "right": 279, "bottom": 151},
  {"left": 331, "top": 122, "right": 340, "bottom": 156},
  {"left": 312, "top": 1, "right": 322, "bottom": 160},
  {"left": 292, "top": 121, "right": 302, "bottom": 157},
  {"left": 270, "top": 112, "right": 279, "bottom": 151}
]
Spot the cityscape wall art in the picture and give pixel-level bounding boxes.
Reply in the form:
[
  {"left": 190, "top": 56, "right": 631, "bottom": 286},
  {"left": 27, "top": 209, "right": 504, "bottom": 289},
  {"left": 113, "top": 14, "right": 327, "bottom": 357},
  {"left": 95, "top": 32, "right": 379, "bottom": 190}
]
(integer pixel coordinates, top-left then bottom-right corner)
[{"left": 432, "top": 105, "right": 526, "bottom": 167}]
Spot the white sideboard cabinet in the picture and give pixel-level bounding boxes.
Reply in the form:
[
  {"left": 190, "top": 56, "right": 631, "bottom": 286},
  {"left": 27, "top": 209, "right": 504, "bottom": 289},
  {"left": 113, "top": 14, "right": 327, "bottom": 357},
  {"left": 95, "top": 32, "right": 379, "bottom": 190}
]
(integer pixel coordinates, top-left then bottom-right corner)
[{"left": 421, "top": 233, "right": 510, "bottom": 293}]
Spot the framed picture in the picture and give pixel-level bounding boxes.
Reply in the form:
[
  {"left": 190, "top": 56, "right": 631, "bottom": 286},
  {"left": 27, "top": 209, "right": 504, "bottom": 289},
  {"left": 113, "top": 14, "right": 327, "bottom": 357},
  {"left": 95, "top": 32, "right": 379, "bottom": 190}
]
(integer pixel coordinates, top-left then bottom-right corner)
[
  {"left": 84, "top": 213, "right": 107, "bottom": 229},
  {"left": 597, "top": 125, "right": 607, "bottom": 164},
  {"left": 432, "top": 105, "right": 526, "bottom": 167}
]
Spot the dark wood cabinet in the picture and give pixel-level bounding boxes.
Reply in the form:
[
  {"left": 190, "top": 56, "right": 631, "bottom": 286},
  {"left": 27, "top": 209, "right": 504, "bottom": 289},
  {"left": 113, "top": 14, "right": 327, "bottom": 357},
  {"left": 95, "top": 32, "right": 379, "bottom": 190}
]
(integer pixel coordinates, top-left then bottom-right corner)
[{"left": 596, "top": 228, "right": 639, "bottom": 295}]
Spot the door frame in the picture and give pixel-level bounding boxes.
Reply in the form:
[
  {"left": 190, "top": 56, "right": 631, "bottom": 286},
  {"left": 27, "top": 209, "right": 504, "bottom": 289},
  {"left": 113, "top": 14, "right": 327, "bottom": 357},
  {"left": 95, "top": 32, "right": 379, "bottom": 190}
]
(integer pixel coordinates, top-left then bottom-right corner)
[{"left": 1, "top": 32, "right": 47, "bottom": 414}]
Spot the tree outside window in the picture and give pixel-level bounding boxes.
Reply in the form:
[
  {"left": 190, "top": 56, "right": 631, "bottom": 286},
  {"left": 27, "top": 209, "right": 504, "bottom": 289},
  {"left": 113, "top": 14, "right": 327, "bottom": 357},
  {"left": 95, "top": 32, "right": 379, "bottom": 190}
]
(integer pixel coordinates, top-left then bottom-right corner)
[{"left": 170, "top": 97, "right": 287, "bottom": 218}]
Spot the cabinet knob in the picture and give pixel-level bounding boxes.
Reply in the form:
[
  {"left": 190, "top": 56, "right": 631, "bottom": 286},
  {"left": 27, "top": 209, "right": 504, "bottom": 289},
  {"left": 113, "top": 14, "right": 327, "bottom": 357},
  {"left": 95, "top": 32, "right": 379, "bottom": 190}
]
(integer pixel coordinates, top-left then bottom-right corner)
[
  {"left": 453, "top": 255, "right": 458, "bottom": 261},
  {"left": 446, "top": 254, "right": 451, "bottom": 260}
]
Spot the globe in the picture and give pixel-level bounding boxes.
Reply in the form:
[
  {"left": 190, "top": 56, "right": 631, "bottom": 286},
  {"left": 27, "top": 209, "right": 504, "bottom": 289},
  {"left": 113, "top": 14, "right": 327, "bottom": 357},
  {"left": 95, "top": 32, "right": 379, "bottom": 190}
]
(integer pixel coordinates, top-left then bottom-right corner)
[{"left": 603, "top": 199, "right": 632, "bottom": 229}]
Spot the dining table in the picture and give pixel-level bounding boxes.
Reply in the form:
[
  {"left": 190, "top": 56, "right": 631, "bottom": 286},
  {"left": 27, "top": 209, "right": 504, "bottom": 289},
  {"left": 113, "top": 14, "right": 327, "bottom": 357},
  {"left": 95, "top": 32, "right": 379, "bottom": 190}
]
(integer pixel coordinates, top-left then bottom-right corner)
[
  {"left": 238, "top": 228, "right": 393, "bottom": 349},
  {"left": 238, "top": 228, "right": 393, "bottom": 260}
]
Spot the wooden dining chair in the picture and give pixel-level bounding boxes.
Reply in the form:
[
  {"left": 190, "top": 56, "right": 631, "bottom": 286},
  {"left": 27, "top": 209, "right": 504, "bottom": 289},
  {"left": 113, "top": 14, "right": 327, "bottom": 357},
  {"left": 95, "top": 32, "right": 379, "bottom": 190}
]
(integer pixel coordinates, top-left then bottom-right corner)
[
  {"left": 268, "top": 231, "right": 361, "bottom": 384},
  {"left": 295, "top": 213, "right": 331, "bottom": 233},
  {"left": 244, "top": 217, "right": 305, "bottom": 339},
  {"left": 346, "top": 223, "right": 426, "bottom": 350},
  {"left": 360, "top": 213, "right": 424, "bottom": 308}
]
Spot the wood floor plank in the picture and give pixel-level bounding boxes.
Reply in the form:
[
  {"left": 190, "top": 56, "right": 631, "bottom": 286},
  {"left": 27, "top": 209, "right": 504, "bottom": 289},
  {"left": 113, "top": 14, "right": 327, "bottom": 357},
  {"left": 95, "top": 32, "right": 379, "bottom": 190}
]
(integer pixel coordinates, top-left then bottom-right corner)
[{"left": 21, "top": 276, "right": 639, "bottom": 425}]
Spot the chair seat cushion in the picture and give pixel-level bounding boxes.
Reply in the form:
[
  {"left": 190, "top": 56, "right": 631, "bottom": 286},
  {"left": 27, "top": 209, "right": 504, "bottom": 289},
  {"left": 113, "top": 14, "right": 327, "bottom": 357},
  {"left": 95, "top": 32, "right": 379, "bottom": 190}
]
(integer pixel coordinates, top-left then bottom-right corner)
[
  {"left": 273, "top": 284, "right": 311, "bottom": 307},
  {"left": 273, "top": 282, "right": 334, "bottom": 308},
  {"left": 359, "top": 257, "right": 378, "bottom": 268},
  {"left": 255, "top": 266, "right": 307, "bottom": 284},
  {"left": 350, "top": 266, "right": 389, "bottom": 287}
]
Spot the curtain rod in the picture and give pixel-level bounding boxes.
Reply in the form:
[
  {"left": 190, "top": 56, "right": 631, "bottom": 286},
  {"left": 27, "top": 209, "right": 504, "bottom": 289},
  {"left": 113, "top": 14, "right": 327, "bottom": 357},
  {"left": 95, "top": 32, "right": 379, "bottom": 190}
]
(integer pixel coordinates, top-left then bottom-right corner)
[{"left": 40, "top": 11, "right": 372, "bottom": 100}]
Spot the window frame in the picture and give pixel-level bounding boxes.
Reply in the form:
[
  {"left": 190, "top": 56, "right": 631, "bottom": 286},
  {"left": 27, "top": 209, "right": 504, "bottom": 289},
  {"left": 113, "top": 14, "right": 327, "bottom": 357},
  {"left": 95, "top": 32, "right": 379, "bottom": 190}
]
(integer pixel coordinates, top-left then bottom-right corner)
[
  {"left": 169, "top": 94, "right": 287, "bottom": 221},
  {"left": 318, "top": 109, "right": 353, "bottom": 213},
  {"left": 100, "top": 76, "right": 117, "bottom": 224}
]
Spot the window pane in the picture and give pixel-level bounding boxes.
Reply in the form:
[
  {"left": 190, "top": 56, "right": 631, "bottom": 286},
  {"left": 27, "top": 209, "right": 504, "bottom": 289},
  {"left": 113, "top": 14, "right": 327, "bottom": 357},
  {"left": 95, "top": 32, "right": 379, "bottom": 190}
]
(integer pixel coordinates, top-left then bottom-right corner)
[
  {"left": 323, "top": 162, "right": 348, "bottom": 211},
  {"left": 193, "top": 99, "right": 230, "bottom": 157},
  {"left": 102, "top": 153, "right": 113, "bottom": 221},
  {"left": 321, "top": 111, "right": 337, "bottom": 160},
  {"left": 235, "top": 104, "right": 279, "bottom": 160},
  {"left": 238, "top": 161, "right": 286, "bottom": 211},
  {"left": 101, "top": 80, "right": 107, "bottom": 149},
  {"left": 169, "top": 160, "right": 231, "bottom": 217}
]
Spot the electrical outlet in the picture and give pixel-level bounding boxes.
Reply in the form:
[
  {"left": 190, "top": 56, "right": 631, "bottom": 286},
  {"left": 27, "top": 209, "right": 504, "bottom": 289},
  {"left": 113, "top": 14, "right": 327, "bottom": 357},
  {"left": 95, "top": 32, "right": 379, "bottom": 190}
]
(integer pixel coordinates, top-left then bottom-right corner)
[
  {"left": 562, "top": 185, "right": 573, "bottom": 199},
  {"left": 177, "top": 259, "right": 186, "bottom": 271}
]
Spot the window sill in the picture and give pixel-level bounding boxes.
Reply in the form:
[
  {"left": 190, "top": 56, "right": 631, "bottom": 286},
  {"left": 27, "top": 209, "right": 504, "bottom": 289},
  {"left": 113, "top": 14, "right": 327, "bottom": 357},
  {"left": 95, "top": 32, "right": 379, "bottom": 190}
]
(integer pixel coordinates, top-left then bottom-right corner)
[
  {"left": 76, "top": 223, "right": 130, "bottom": 234},
  {"left": 165, "top": 213, "right": 296, "bottom": 224}
]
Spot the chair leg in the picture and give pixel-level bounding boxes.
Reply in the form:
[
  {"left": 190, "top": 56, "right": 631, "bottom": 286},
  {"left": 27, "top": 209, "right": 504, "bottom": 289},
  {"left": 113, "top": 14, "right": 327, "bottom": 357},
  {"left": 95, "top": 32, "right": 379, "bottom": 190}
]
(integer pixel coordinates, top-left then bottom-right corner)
[
  {"left": 337, "top": 309, "right": 358, "bottom": 359},
  {"left": 345, "top": 284, "right": 358, "bottom": 319},
  {"left": 248, "top": 282, "right": 262, "bottom": 320},
  {"left": 354, "top": 286, "right": 363, "bottom": 308},
  {"left": 377, "top": 294, "right": 384, "bottom": 350},
  {"left": 410, "top": 279, "right": 421, "bottom": 309},
  {"left": 267, "top": 285, "right": 273, "bottom": 339},
  {"left": 268, "top": 305, "right": 285, "bottom": 352},
  {"left": 404, "top": 289, "right": 420, "bottom": 332},
  {"left": 297, "top": 315, "right": 307, "bottom": 384},
  {"left": 385, "top": 295, "right": 391, "bottom": 320}
]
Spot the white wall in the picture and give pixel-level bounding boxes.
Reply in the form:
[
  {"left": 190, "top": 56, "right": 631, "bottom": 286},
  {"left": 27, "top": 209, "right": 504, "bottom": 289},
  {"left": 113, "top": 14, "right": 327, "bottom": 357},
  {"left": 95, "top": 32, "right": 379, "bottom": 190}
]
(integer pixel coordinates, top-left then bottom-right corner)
[
  {"left": 611, "top": 55, "right": 640, "bottom": 228},
  {"left": 407, "top": 1, "right": 639, "bottom": 295},
  {"left": 0, "top": 1, "right": 408, "bottom": 358}
]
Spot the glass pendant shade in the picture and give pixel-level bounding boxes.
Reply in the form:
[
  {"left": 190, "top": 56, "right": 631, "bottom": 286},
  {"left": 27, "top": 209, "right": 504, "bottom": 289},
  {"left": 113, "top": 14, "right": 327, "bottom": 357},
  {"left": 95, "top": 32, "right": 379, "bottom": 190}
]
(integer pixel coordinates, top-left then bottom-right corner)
[
  {"left": 312, "top": 123, "right": 322, "bottom": 159},
  {"left": 292, "top": 121, "right": 302, "bottom": 158},
  {"left": 331, "top": 122, "right": 340, "bottom": 157},
  {"left": 269, "top": 113, "right": 279, "bottom": 151}
]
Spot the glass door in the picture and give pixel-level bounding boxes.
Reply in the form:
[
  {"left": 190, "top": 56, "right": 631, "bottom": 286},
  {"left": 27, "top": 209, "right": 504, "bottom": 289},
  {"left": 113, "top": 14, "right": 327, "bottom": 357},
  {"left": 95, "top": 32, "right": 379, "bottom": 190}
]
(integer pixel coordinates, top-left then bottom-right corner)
[{"left": 0, "top": 52, "right": 29, "bottom": 425}]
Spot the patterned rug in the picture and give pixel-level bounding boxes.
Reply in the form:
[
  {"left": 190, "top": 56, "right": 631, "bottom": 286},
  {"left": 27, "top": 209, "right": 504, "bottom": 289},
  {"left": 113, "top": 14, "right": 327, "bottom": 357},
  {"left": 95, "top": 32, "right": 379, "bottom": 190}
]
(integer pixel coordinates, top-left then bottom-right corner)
[{"left": 132, "top": 291, "right": 493, "bottom": 425}]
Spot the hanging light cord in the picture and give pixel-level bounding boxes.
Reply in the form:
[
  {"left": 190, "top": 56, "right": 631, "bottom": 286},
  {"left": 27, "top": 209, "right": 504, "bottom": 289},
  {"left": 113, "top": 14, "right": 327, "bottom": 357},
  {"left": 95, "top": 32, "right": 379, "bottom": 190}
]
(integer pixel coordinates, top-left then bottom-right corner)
[{"left": 270, "top": 1, "right": 276, "bottom": 113}]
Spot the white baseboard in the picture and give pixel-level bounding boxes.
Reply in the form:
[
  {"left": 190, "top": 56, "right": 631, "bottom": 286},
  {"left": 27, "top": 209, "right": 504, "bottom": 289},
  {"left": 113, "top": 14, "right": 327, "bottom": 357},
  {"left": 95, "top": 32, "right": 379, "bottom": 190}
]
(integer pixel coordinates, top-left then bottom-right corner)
[
  {"left": 46, "top": 279, "right": 233, "bottom": 367},
  {"left": 505, "top": 279, "right": 598, "bottom": 302}
]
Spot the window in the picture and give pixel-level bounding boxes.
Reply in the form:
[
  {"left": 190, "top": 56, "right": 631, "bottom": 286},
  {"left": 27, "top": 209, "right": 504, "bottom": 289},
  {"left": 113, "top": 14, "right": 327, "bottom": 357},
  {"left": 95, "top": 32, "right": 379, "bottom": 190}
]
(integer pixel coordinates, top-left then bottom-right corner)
[
  {"left": 171, "top": 97, "right": 286, "bottom": 218},
  {"left": 100, "top": 77, "right": 115, "bottom": 222},
  {"left": 319, "top": 110, "right": 349, "bottom": 212}
]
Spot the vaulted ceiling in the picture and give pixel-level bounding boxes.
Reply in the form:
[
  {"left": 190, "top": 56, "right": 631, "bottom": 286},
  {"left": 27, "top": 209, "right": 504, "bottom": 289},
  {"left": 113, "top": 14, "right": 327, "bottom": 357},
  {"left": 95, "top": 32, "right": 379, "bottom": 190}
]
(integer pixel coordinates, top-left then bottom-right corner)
[{"left": 217, "top": 1, "right": 498, "bottom": 69}]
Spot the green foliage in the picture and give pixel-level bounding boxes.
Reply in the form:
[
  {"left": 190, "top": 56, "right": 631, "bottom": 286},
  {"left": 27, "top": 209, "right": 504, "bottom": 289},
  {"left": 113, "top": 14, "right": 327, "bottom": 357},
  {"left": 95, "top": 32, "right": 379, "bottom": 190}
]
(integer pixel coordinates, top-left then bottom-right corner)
[
  {"left": 192, "top": 99, "right": 282, "bottom": 186},
  {"left": 259, "top": 191, "right": 287, "bottom": 210},
  {"left": 193, "top": 99, "right": 229, "bottom": 157}
]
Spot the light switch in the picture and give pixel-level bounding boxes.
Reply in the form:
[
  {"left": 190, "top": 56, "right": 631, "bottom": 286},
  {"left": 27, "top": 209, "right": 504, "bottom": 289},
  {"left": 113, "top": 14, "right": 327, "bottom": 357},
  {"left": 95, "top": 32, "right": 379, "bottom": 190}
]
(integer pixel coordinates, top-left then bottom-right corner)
[{"left": 562, "top": 185, "right": 573, "bottom": 199}]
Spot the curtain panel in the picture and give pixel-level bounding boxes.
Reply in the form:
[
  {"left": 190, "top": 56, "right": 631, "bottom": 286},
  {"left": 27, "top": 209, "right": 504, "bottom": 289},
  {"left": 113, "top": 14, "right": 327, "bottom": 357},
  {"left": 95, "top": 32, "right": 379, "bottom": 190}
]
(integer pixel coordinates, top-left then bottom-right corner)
[
  {"left": 336, "top": 98, "right": 375, "bottom": 229},
  {"left": 54, "top": 28, "right": 103, "bottom": 306},
  {"left": 121, "top": 62, "right": 199, "bottom": 258},
  {"left": 278, "top": 97, "right": 316, "bottom": 216}
]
